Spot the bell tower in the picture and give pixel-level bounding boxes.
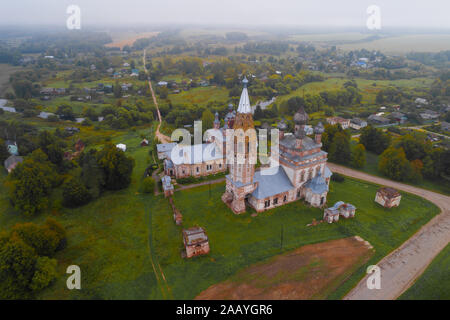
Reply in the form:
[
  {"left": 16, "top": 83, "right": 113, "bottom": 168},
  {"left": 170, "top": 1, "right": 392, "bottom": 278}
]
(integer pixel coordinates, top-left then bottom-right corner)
[{"left": 222, "top": 77, "right": 257, "bottom": 214}]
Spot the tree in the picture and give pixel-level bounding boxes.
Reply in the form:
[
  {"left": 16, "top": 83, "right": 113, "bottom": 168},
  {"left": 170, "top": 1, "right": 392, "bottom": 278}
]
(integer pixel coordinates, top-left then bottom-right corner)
[
  {"left": 96, "top": 144, "right": 134, "bottom": 190},
  {"left": 351, "top": 143, "right": 366, "bottom": 168},
  {"left": 0, "top": 234, "right": 37, "bottom": 299},
  {"left": 0, "top": 138, "right": 9, "bottom": 163},
  {"left": 254, "top": 104, "right": 264, "bottom": 119},
  {"left": 113, "top": 81, "right": 122, "bottom": 98},
  {"left": 30, "top": 257, "right": 57, "bottom": 291},
  {"left": 329, "top": 131, "right": 351, "bottom": 164},
  {"left": 12, "top": 79, "right": 33, "bottom": 99},
  {"left": 6, "top": 156, "right": 53, "bottom": 216},
  {"left": 378, "top": 147, "right": 412, "bottom": 181},
  {"left": 80, "top": 149, "right": 104, "bottom": 199},
  {"left": 359, "top": 125, "right": 391, "bottom": 154},
  {"left": 322, "top": 124, "right": 343, "bottom": 152},
  {"left": 56, "top": 105, "right": 75, "bottom": 121},
  {"left": 201, "top": 109, "right": 214, "bottom": 130},
  {"left": 62, "top": 177, "right": 92, "bottom": 208}
]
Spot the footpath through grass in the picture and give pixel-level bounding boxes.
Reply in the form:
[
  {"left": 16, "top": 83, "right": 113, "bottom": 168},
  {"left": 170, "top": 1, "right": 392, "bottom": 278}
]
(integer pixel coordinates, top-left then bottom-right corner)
[
  {"left": 399, "top": 243, "right": 450, "bottom": 300},
  {"left": 150, "top": 176, "right": 439, "bottom": 299}
]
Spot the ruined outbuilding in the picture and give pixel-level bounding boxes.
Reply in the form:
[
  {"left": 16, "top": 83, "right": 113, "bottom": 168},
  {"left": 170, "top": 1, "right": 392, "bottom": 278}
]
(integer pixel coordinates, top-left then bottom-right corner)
[
  {"left": 182, "top": 227, "right": 210, "bottom": 258},
  {"left": 375, "top": 187, "right": 401, "bottom": 208}
]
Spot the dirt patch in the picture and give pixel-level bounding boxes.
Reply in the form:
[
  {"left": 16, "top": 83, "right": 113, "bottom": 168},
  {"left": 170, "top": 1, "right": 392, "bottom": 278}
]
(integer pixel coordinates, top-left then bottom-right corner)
[
  {"left": 196, "top": 237, "right": 373, "bottom": 300},
  {"left": 105, "top": 32, "right": 159, "bottom": 50}
]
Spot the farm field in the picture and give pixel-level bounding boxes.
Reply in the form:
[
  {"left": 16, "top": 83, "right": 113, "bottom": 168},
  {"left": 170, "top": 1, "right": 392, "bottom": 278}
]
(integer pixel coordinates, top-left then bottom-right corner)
[
  {"left": 168, "top": 86, "right": 229, "bottom": 107},
  {"left": 399, "top": 243, "right": 450, "bottom": 300},
  {"left": 277, "top": 76, "right": 434, "bottom": 106},
  {"left": 196, "top": 237, "right": 374, "bottom": 300},
  {"left": 150, "top": 176, "right": 439, "bottom": 300}
]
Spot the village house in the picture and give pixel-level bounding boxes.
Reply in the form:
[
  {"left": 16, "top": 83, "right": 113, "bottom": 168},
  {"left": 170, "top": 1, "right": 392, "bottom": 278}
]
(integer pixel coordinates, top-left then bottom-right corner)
[
  {"left": 368, "top": 114, "right": 390, "bottom": 125},
  {"left": 323, "top": 201, "right": 356, "bottom": 223},
  {"left": 161, "top": 175, "right": 174, "bottom": 198},
  {"left": 4, "top": 155, "right": 23, "bottom": 173},
  {"left": 5, "top": 140, "right": 19, "bottom": 156},
  {"left": 390, "top": 112, "right": 408, "bottom": 124},
  {"left": 327, "top": 116, "right": 350, "bottom": 129},
  {"left": 182, "top": 227, "right": 210, "bottom": 258},
  {"left": 441, "top": 121, "right": 450, "bottom": 132},
  {"left": 419, "top": 109, "right": 440, "bottom": 120},
  {"left": 222, "top": 78, "right": 333, "bottom": 214},
  {"left": 349, "top": 118, "right": 367, "bottom": 130},
  {"left": 415, "top": 97, "right": 428, "bottom": 107},
  {"left": 375, "top": 187, "right": 401, "bottom": 208}
]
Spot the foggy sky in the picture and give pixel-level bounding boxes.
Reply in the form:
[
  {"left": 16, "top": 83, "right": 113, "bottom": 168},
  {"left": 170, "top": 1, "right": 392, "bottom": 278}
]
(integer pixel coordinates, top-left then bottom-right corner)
[{"left": 1, "top": 0, "right": 449, "bottom": 29}]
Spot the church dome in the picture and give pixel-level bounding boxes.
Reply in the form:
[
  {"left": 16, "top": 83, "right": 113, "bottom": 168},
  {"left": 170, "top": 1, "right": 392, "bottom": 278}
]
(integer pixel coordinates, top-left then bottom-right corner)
[
  {"left": 294, "top": 107, "right": 308, "bottom": 124},
  {"left": 314, "top": 122, "right": 324, "bottom": 134},
  {"left": 277, "top": 119, "right": 288, "bottom": 131}
]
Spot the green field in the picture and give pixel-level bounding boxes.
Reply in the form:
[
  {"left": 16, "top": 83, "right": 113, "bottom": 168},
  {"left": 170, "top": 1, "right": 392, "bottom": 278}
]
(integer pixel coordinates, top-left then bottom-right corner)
[
  {"left": 277, "top": 76, "right": 433, "bottom": 107},
  {"left": 168, "top": 86, "right": 229, "bottom": 107},
  {"left": 399, "top": 244, "right": 450, "bottom": 300},
  {"left": 150, "top": 177, "right": 439, "bottom": 299}
]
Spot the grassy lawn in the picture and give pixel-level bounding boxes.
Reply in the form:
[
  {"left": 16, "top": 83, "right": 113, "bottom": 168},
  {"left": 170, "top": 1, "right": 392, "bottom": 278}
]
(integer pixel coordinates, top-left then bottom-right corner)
[
  {"left": 399, "top": 244, "right": 450, "bottom": 300},
  {"left": 150, "top": 177, "right": 439, "bottom": 299}
]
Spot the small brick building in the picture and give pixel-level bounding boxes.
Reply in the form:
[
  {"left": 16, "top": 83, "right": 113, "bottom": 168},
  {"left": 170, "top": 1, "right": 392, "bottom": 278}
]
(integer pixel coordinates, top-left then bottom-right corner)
[
  {"left": 182, "top": 227, "right": 210, "bottom": 258},
  {"left": 323, "top": 201, "right": 356, "bottom": 223},
  {"left": 375, "top": 187, "right": 401, "bottom": 208}
]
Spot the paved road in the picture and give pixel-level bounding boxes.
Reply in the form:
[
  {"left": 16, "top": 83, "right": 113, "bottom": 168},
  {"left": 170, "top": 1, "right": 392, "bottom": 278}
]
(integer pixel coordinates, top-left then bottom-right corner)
[{"left": 327, "top": 163, "right": 450, "bottom": 300}]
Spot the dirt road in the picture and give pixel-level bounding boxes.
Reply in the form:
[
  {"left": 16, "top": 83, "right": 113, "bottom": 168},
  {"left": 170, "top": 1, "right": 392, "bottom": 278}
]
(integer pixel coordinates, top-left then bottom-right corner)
[
  {"left": 143, "top": 49, "right": 171, "bottom": 144},
  {"left": 327, "top": 163, "right": 450, "bottom": 300}
]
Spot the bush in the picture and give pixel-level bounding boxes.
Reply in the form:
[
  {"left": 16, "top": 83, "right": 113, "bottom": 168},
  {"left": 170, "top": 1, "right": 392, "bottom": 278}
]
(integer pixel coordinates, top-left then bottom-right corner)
[
  {"left": 331, "top": 173, "right": 345, "bottom": 182},
  {"left": 62, "top": 177, "right": 92, "bottom": 207},
  {"left": 30, "top": 257, "right": 58, "bottom": 291},
  {"left": 142, "top": 177, "right": 155, "bottom": 194}
]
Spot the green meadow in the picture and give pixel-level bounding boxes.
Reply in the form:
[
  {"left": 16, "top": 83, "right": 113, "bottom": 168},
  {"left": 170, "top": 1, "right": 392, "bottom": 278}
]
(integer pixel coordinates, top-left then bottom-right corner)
[{"left": 150, "top": 177, "right": 439, "bottom": 299}]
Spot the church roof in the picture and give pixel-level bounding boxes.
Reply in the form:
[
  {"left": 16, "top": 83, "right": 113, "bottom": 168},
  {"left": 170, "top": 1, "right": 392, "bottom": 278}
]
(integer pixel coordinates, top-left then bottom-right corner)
[
  {"left": 237, "top": 77, "right": 251, "bottom": 114},
  {"left": 251, "top": 166, "right": 294, "bottom": 199},
  {"left": 304, "top": 172, "right": 328, "bottom": 195}
]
